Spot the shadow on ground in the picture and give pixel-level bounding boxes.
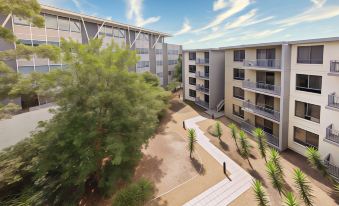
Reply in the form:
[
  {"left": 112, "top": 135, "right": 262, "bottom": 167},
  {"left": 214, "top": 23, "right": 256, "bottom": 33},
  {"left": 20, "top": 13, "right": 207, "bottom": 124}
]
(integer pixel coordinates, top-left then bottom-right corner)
[
  {"left": 134, "top": 155, "right": 166, "bottom": 184},
  {"left": 191, "top": 157, "right": 206, "bottom": 175}
]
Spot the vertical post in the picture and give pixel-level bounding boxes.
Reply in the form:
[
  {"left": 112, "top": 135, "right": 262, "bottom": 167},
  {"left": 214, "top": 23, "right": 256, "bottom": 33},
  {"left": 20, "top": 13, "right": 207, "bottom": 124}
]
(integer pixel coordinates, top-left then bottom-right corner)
[
  {"left": 183, "top": 121, "right": 186, "bottom": 130},
  {"left": 223, "top": 162, "right": 226, "bottom": 175}
]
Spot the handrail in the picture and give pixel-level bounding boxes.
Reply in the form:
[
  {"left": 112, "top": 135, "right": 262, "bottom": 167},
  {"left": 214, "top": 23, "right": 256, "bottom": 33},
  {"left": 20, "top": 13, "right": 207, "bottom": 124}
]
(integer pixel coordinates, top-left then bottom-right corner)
[
  {"left": 243, "top": 101, "right": 280, "bottom": 122},
  {"left": 243, "top": 80, "right": 281, "bottom": 95},
  {"left": 243, "top": 59, "right": 281, "bottom": 69}
]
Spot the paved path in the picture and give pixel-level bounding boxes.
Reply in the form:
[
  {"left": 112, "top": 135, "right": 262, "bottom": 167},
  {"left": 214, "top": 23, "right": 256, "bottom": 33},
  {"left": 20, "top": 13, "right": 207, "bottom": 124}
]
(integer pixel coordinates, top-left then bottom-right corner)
[{"left": 183, "top": 116, "right": 253, "bottom": 206}]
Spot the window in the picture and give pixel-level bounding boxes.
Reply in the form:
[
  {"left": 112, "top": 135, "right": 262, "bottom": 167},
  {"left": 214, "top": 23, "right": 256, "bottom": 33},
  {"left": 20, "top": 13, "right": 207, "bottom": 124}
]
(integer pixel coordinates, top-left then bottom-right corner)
[
  {"left": 189, "top": 89, "right": 196, "bottom": 98},
  {"left": 156, "top": 61, "right": 163, "bottom": 66},
  {"left": 136, "top": 48, "right": 149, "bottom": 54},
  {"left": 136, "top": 61, "right": 149, "bottom": 68},
  {"left": 234, "top": 50, "right": 245, "bottom": 62},
  {"left": 156, "top": 49, "right": 163, "bottom": 55},
  {"left": 189, "top": 65, "right": 196, "bottom": 73},
  {"left": 32, "top": 40, "right": 46, "bottom": 46},
  {"left": 35, "top": 65, "right": 49, "bottom": 73},
  {"left": 189, "top": 77, "right": 196, "bottom": 85},
  {"left": 157, "top": 72, "right": 163, "bottom": 77},
  {"left": 168, "top": 50, "right": 179, "bottom": 55},
  {"left": 13, "top": 16, "right": 30, "bottom": 26},
  {"left": 168, "top": 60, "right": 178, "bottom": 65},
  {"left": 295, "top": 101, "right": 320, "bottom": 123},
  {"left": 18, "top": 66, "right": 34, "bottom": 74},
  {"left": 70, "top": 19, "right": 81, "bottom": 32},
  {"left": 189, "top": 52, "right": 196, "bottom": 60},
  {"left": 294, "top": 126, "right": 319, "bottom": 148},
  {"left": 233, "top": 104, "right": 244, "bottom": 119},
  {"left": 233, "top": 87, "right": 244, "bottom": 100},
  {"left": 256, "top": 71, "right": 275, "bottom": 85},
  {"left": 45, "top": 14, "right": 58, "bottom": 29},
  {"left": 256, "top": 93, "right": 274, "bottom": 110},
  {"left": 233, "top": 68, "right": 245, "bottom": 80},
  {"left": 58, "top": 17, "right": 70, "bottom": 31},
  {"left": 296, "top": 74, "right": 322, "bottom": 94},
  {"left": 19, "top": 39, "right": 32, "bottom": 46},
  {"left": 297, "top": 45, "right": 323, "bottom": 64},
  {"left": 255, "top": 116, "right": 273, "bottom": 134}
]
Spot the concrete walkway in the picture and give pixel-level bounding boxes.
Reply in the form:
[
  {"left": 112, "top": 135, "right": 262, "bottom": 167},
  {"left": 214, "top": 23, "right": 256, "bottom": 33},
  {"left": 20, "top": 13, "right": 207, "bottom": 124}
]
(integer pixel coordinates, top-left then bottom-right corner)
[{"left": 183, "top": 116, "right": 253, "bottom": 206}]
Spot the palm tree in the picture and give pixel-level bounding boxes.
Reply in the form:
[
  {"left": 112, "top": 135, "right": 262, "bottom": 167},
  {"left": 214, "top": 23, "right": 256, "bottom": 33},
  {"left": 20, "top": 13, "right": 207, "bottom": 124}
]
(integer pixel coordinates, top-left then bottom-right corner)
[
  {"left": 187, "top": 128, "right": 197, "bottom": 158},
  {"left": 293, "top": 168, "right": 314, "bottom": 206},
  {"left": 253, "top": 128, "right": 267, "bottom": 162},
  {"left": 214, "top": 121, "right": 223, "bottom": 142},
  {"left": 305, "top": 147, "right": 328, "bottom": 177},
  {"left": 238, "top": 130, "right": 252, "bottom": 167},
  {"left": 269, "top": 148, "right": 284, "bottom": 177},
  {"left": 283, "top": 192, "right": 299, "bottom": 206},
  {"left": 334, "top": 183, "right": 339, "bottom": 195},
  {"left": 252, "top": 180, "right": 269, "bottom": 206},
  {"left": 266, "top": 161, "right": 284, "bottom": 196},
  {"left": 228, "top": 123, "right": 239, "bottom": 149}
]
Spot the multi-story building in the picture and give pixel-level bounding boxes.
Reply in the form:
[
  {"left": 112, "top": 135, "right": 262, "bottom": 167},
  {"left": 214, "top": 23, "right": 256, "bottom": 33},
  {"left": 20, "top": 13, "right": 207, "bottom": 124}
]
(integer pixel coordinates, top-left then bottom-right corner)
[
  {"left": 183, "top": 49, "right": 225, "bottom": 114},
  {"left": 0, "top": 4, "right": 181, "bottom": 108}
]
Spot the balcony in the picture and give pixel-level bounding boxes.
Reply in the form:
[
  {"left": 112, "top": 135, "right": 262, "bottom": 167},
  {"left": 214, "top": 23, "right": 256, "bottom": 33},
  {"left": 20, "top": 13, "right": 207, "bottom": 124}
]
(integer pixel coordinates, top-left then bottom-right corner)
[
  {"left": 196, "top": 84, "right": 209, "bottom": 94},
  {"left": 324, "top": 154, "right": 339, "bottom": 181},
  {"left": 243, "top": 101, "right": 280, "bottom": 122},
  {"left": 241, "top": 120, "right": 279, "bottom": 148},
  {"left": 329, "top": 60, "right": 339, "bottom": 75},
  {"left": 328, "top": 93, "right": 339, "bottom": 110},
  {"left": 196, "top": 58, "right": 209, "bottom": 65},
  {"left": 243, "top": 59, "right": 281, "bottom": 70},
  {"left": 325, "top": 124, "right": 339, "bottom": 145},
  {"left": 195, "top": 98, "right": 209, "bottom": 109},
  {"left": 243, "top": 80, "right": 281, "bottom": 96},
  {"left": 195, "top": 71, "right": 209, "bottom": 79}
]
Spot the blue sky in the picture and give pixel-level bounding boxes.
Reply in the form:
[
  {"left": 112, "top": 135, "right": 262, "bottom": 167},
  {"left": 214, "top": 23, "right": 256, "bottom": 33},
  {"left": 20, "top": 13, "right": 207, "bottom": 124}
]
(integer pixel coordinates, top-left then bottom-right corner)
[{"left": 39, "top": 0, "right": 339, "bottom": 49}]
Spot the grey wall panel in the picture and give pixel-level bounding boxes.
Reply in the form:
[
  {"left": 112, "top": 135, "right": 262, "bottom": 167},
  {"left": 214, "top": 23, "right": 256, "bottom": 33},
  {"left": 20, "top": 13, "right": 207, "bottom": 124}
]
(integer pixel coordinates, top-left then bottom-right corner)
[
  {"left": 85, "top": 21, "right": 98, "bottom": 40},
  {"left": 149, "top": 35, "right": 156, "bottom": 74},
  {"left": 209, "top": 50, "right": 225, "bottom": 110},
  {"left": 163, "top": 43, "right": 168, "bottom": 86}
]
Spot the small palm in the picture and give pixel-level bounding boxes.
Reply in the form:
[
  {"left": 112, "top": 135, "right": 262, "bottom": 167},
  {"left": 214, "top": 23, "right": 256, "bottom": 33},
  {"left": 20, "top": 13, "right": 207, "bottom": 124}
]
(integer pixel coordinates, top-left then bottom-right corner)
[
  {"left": 252, "top": 180, "right": 269, "bottom": 206},
  {"left": 283, "top": 192, "right": 299, "bottom": 206},
  {"left": 253, "top": 128, "right": 267, "bottom": 162},
  {"left": 187, "top": 128, "right": 197, "bottom": 158}
]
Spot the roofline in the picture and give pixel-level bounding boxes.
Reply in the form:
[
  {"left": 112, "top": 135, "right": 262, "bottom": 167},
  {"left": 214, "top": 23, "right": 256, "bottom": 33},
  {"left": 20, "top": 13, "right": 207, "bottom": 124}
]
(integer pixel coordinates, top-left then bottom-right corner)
[
  {"left": 182, "top": 48, "right": 220, "bottom": 52},
  {"left": 40, "top": 4, "right": 172, "bottom": 37},
  {"left": 287, "top": 36, "right": 339, "bottom": 44},
  {"left": 219, "top": 41, "right": 287, "bottom": 50}
]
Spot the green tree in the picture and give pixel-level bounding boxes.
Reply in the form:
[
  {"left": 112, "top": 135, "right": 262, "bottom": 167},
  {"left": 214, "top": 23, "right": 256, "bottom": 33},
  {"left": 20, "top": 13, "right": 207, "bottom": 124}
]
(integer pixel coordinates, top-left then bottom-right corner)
[
  {"left": 266, "top": 161, "right": 284, "bottom": 196},
  {"left": 141, "top": 71, "right": 160, "bottom": 87},
  {"left": 252, "top": 180, "right": 269, "bottom": 206},
  {"left": 253, "top": 128, "right": 267, "bottom": 162},
  {"left": 173, "top": 56, "right": 182, "bottom": 82},
  {"left": 335, "top": 183, "right": 339, "bottom": 194},
  {"left": 166, "top": 81, "right": 180, "bottom": 92},
  {"left": 283, "top": 192, "right": 299, "bottom": 206},
  {"left": 293, "top": 168, "right": 314, "bottom": 206},
  {"left": 305, "top": 147, "right": 328, "bottom": 177},
  {"left": 238, "top": 130, "right": 252, "bottom": 167},
  {"left": 269, "top": 148, "right": 284, "bottom": 177},
  {"left": 214, "top": 121, "right": 223, "bottom": 142},
  {"left": 228, "top": 123, "right": 239, "bottom": 149},
  {"left": 112, "top": 179, "right": 154, "bottom": 206},
  {"left": 187, "top": 128, "right": 197, "bottom": 158}
]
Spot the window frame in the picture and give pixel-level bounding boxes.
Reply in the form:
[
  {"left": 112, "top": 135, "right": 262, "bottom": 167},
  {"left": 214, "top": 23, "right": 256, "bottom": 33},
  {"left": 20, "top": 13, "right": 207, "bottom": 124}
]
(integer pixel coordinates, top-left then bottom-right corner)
[
  {"left": 189, "top": 77, "right": 196, "bottom": 85},
  {"left": 233, "top": 68, "right": 245, "bottom": 80},
  {"left": 189, "top": 89, "right": 196, "bottom": 98},
  {"left": 189, "top": 65, "right": 196, "bottom": 73},
  {"left": 233, "top": 87, "right": 244, "bottom": 100},
  {"left": 297, "top": 45, "right": 324, "bottom": 64},
  {"left": 233, "top": 104, "right": 244, "bottom": 119},
  {"left": 296, "top": 74, "right": 322, "bottom": 94},
  {"left": 233, "top": 50, "right": 245, "bottom": 62},
  {"left": 189, "top": 52, "right": 196, "bottom": 60},
  {"left": 293, "top": 126, "right": 319, "bottom": 149},
  {"left": 294, "top": 101, "right": 320, "bottom": 123}
]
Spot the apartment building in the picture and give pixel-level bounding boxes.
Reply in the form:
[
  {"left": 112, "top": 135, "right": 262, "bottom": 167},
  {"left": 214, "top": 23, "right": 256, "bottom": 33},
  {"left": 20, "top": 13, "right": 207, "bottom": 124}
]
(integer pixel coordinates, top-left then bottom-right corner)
[
  {"left": 0, "top": 4, "right": 181, "bottom": 108},
  {"left": 183, "top": 49, "right": 225, "bottom": 114}
]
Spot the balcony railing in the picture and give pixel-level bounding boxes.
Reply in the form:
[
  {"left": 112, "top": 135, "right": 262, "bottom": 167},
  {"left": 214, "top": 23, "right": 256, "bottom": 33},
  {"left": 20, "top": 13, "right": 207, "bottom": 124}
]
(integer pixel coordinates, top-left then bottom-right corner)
[
  {"left": 328, "top": 93, "right": 339, "bottom": 109},
  {"left": 196, "top": 58, "right": 209, "bottom": 64},
  {"left": 243, "top": 80, "right": 281, "bottom": 96},
  {"left": 243, "top": 59, "right": 281, "bottom": 69},
  {"left": 241, "top": 120, "right": 279, "bottom": 147},
  {"left": 196, "top": 84, "right": 209, "bottom": 93},
  {"left": 243, "top": 101, "right": 280, "bottom": 122},
  {"left": 196, "top": 71, "right": 209, "bottom": 79},
  {"left": 195, "top": 98, "right": 209, "bottom": 109},
  {"left": 324, "top": 154, "right": 339, "bottom": 180},
  {"left": 330, "top": 60, "right": 339, "bottom": 73},
  {"left": 326, "top": 124, "right": 339, "bottom": 145}
]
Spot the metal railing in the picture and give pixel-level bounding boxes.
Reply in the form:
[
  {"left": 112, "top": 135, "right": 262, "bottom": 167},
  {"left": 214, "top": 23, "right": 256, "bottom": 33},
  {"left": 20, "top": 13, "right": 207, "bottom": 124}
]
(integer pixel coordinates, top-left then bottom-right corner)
[
  {"left": 330, "top": 60, "right": 339, "bottom": 73},
  {"left": 195, "top": 98, "right": 209, "bottom": 109},
  {"left": 196, "top": 58, "right": 209, "bottom": 64},
  {"left": 326, "top": 124, "right": 339, "bottom": 145},
  {"left": 196, "top": 84, "right": 209, "bottom": 93},
  {"left": 243, "top": 59, "right": 281, "bottom": 69},
  {"left": 324, "top": 154, "right": 339, "bottom": 181},
  {"left": 328, "top": 93, "right": 339, "bottom": 109},
  {"left": 243, "top": 101, "right": 280, "bottom": 122},
  {"left": 195, "top": 71, "right": 209, "bottom": 79},
  {"left": 241, "top": 120, "right": 279, "bottom": 147},
  {"left": 243, "top": 80, "right": 281, "bottom": 96}
]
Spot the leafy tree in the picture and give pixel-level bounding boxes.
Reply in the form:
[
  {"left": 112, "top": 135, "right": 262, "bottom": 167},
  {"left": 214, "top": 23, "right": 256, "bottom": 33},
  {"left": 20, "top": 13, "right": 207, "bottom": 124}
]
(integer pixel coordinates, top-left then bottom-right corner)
[
  {"left": 173, "top": 56, "right": 182, "bottom": 82},
  {"left": 214, "top": 121, "right": 223, "bottom": 142},
  {"left": 0, "top": 39, "right": 169, "bottom": 205},
  {"left": 266, "top": 161, "right": 284, "bottom": 196},
  {"left": 293, "top": 168, "right": 314, "bottom": 206},
  {"left": 252, "top": 180, "right": 269, "bottom": 206},
  {"left": 253, "top": 128, "right": 267, "bottom": 162},
  {"left": 238, "top": 130, "right": 252, "bottom": 167},
  {"left": 141, "top": 71, "right": 160, "bottom": 87},
  {"left": 283, "top": 192, "right": 299, "bottom": 206},
  {"left": 166, "top": 81, "right": 180, "bottom": 92},
  {"left": 269, "top": 148, "right": 284, "bottom": 178},
  {"left": 305, "top": 147, "right": 328, "bottom": 177},
  {"left": 187, "top": 128, "right": 197, "bottom": 158},
  {"left": 228, "top": 123, "right": 239, "bottom": 149},
  {"left": 112, "top": 179, "right": 154, "bottom": 206}
]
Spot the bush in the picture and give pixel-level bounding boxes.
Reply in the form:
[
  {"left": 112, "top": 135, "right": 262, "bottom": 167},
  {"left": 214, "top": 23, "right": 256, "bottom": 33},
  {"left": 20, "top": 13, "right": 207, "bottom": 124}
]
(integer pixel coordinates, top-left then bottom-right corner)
[{"left": 112, "top": 179, "right": 154, "bottom": 206}]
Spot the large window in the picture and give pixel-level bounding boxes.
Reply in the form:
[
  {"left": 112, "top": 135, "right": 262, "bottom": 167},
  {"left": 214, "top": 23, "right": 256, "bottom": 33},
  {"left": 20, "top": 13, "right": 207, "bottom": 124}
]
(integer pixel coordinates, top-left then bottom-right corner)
[
  {"left": 189, "top": 77, "right": 196, "bottom": 85},
  {"left": 136, "top": 61, "right": 149, "bottom": 68},
  {"left": 297, "top": 45, "right": 323, "bottom": 64},
  {"left": 255, "top": 116, "right": 273, "bottom": 134},
  {"left": 294, "top": 126, "right": 319, "bottom": 148},
  {"left": 136, "top": 48, "right": 149, "bottom": 54},
  {"left": 189, "top": 89, "right": 196, "bottom": 98},
  {"left": 233, "top": 87, "right": 244, "bottom": 100},
  {"left": 45, "top": 14, "right": 58, "bottom": 29},
  {"left": 296, "top": 74, "right": 322, "bottom": 94},
  {"left": 58, "top": 17, "right": 70, "bottom": 31},
  {"left": 189, "top": 65, "right": 196, "bottom": 73},
  {"left": 13, "top": 16, "right": 30, "bottom": 26},
  {"left": 233, "top": 68, "right": 245, "bottom": 80},
  {"left": 189, "top": 52, "right": 196, "bottom": 60},
  {"left": 233, "top": 104, "right": 244, "bottom": 119},
  {"left": 70, "top": 19, "right": 81, "bottom": 32},
  {"left": 295, "top": 101, "right": 320, "bottom": 123},
  {"left": 234, "top": 50, "right": 245, "bottom": 62}
]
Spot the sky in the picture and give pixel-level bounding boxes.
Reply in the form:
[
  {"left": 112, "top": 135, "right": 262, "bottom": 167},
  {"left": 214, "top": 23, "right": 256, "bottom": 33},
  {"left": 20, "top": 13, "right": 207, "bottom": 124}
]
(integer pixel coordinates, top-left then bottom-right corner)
[{"left": 39, "top": 0, "right": 339, "bottom": 49}]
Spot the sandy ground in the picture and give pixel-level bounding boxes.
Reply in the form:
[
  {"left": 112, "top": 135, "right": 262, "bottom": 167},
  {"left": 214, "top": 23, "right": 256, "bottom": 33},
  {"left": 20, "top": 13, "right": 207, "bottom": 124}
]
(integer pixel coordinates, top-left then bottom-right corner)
[{"left": 197, "top": 117, "right": 339, "bottom": 206}]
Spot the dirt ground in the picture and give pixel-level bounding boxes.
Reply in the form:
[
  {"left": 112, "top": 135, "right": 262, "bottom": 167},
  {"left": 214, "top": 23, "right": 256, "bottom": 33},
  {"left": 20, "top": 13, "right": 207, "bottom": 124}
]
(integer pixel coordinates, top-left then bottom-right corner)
[{"left": 197, "top": 117, "right": 339, "bottom": 206}]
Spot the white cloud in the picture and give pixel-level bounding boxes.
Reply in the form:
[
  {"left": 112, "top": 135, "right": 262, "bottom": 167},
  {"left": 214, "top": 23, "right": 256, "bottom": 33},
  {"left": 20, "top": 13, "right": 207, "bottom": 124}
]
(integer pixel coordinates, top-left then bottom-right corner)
[
  {"left": 310, "top": 0, "right": 326, "bottom": 8},
  {"left": 181, "top": 39, "right": 195, "bottom": 45},
  {"left": 174, "top": 18, "right": 192, "bottom": 36},
  {"left": 241, "top": 28, "right": 285, "bottom": 40},
  {"left": 213, "top": 0, "right": 228, "bottom": 11},
  {"left": 125, "top": 0, "right": 160, "bottom": 27},
  {"left": 194, "top": 0, "right": 251, "bottom": 32},
  {"left": 224, "top": 9, "right": 274, "bottom": 30}
]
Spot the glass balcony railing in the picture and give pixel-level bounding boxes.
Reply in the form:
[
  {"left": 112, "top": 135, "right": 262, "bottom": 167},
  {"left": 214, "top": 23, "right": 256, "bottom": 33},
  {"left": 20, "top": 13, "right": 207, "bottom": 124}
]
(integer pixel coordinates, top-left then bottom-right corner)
[
  {"left": 243, "top": 101, "right": 280, "bottom": 122},
  {"left": 195, "top": 98, "right": 209, "bottom": 109},
  {"left": 195, "top": 71, "right": 209, "bottom": 79},
  {"left": 326, "top": 124, "right": 339, "bottom": 145},
  {"left": 243, "top": 80, "right": 281, "bottom": 96},
  {"left": 196, "top": 84, "right": 209, "bottom": 93},
  {"left": 243, "top": 59, "right": 281, "bottom": 69},
  {"left": 241, "top": 120, "right": 279, "bottom": 147},
  {"left": 196, "top": 58, "right": 209, "bottom": 64},
  {"left": 330, "top": 60, "right": 339, "bottom": 73},
  {"left": 328, "top": 93, "right": 339, "bottom": 109}
]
